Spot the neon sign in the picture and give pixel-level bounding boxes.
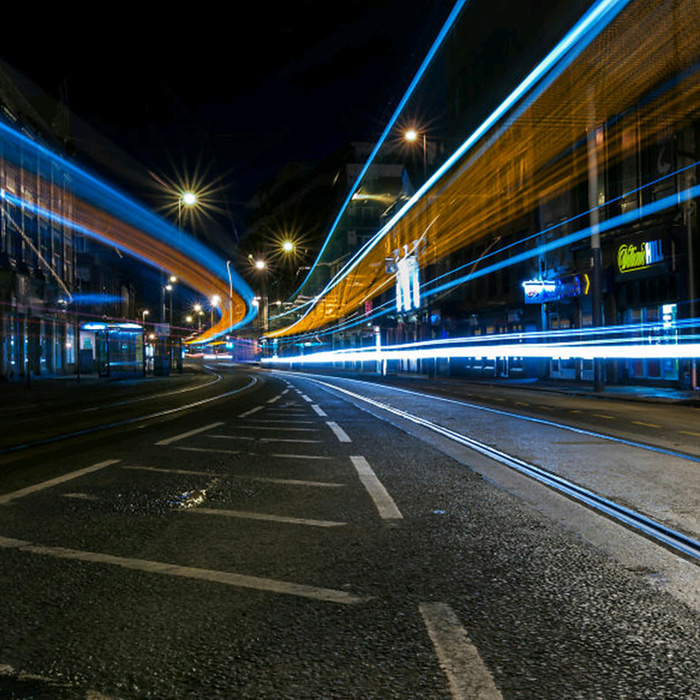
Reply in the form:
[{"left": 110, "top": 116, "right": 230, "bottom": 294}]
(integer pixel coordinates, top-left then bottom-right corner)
[{"left": 617, "top": 239, "right": 664, "bottom": 273}]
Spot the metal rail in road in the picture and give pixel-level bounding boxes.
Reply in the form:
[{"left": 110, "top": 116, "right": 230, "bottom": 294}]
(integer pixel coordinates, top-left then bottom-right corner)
[{"left": 311, "top": 377, "right": 700, "bottom": 564}]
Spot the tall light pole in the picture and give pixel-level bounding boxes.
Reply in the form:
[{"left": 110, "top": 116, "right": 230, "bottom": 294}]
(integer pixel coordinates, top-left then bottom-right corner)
[
  {"left": 210, "top": 295, "right": 221, "bottom": 329},
  {"left": 405, "top": 128, "right": 427, "bottom": 183}
]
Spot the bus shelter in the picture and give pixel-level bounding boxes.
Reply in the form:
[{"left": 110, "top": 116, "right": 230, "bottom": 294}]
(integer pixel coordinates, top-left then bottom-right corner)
[{"left": 80, "top": 322, "right": 145, "bottom": 378}]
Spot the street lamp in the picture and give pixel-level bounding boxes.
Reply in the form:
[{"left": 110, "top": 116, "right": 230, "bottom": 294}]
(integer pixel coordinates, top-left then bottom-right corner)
[
  {"left": 210, "top": 295, "right": 221, "bottom": 328},
  {"left": 182, "top": 191, "right": 197, "bottom": 207},
  {"left": 404, "top": 128, "right": 427, "bottom": 182},
  {"left": 194, "top": 303, "right": 203, "bottom": 331},
  {"left": 178, "top": 191, "right": 198, "bottom": 231}
]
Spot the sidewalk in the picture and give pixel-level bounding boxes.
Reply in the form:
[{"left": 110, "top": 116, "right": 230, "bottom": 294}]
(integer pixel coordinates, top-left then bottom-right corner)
[{"left": 462, "top": 376, "right": 700, "bottom": 406}]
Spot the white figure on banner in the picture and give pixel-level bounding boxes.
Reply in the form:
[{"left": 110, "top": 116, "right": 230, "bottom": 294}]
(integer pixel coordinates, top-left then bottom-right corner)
[{"left": 395, "top": 245, "right": 420, "bottom": 312}]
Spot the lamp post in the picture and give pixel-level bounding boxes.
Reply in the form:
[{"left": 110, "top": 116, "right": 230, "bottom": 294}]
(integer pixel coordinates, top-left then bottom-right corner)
[
  {"left": 404, "top": 128, "right": 427, "bottom": 183},
  {"left": 210, "top": 295, "right": 221, "bottom": 328},
  {"left": 252, "top": 259, "right": 268, "bottom": 334},
  {"left": 166, "top": 276, "right": 177, "bottom": 324}
]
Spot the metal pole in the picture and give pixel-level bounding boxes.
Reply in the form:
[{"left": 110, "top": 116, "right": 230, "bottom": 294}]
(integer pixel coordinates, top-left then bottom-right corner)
[
  {"left": 687, "top": 188, "right": 697, "bottom": 389},
  {"left": 588, "top": 93, "right": 604, "bottom": 392}
]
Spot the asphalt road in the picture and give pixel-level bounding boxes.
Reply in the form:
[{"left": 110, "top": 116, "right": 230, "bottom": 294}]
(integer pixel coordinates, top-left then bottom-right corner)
[{"left": 1, "top": 362, "right": 699, "bottom": 698}]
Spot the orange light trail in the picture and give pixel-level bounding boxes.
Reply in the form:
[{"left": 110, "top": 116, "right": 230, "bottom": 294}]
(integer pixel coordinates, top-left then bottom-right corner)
[{"left": 268, "top": 0, "right": 700, "bottom": 339}]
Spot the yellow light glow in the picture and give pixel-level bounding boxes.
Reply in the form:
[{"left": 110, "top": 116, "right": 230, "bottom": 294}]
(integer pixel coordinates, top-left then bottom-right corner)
[{"left": 268, "top": 0, "right": 700, "bottom": 339}]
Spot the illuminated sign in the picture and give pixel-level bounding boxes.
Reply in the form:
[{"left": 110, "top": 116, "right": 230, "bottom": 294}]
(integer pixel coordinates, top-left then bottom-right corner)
[
  {"left": 522, "top": 277, "right": 581, "bottom": 304},
  {"left": 617, "top": 239, "right": 664, "bottom": 274},
  {"left": 522, "top": 280, "right": 558, "bottom": 303},
  {"left": 80, "top": 322, "right": 144, "bottom": 332}
]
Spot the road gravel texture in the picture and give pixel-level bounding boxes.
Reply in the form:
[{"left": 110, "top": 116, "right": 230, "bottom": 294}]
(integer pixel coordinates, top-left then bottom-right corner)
[{"left": 0, "top": 368, "right": 698, "bottom": 698}]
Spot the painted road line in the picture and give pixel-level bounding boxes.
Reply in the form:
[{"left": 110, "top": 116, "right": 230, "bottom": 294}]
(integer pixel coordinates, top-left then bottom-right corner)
[
  {"left": 207, "top": 435, "right": 321, "bottom": 444},
  {"left": 419, "top": 602, "right": 503, "bottom": 700},
  {"left": 265, "top": 410, "right": 309, "bottom": 416},
  {"left": 312, "top": 404, "right": 328, "bottom": 417},
  {"left": 679, "top": 430, "right": 700, "bottom": 438},
  {"left": 260, "top": 438, "right": 321, "bottom": 444},
  {"left": 0, "top": 460, "right": 120, "bottom": 505},
  {"left": 238, "top": 406, "right": 264, "bottom": 418},
  {"left": 155, "top": 422, "right": 224, "bottom": 446},
  {"left": 267, "top": 395, "right": 282, "bottom": 403},
  {"left": 184, "top": 508, "right": 346, "bottom": 528},
  {"left": 349, "top": 456, "right": 402, "bottom": 521},
  {"left": 122, "top": 466, "right": 223, "bottom": 477},
  {"left": 175, "top": 446, "right": 242, "bottom": 455},
  {"left": 327, "top": 421, "right": 352, "bottom": 443},
  {"left": 632, "top": 420, "right": 661, "bottom": 428},
  {"left": 593, "top": 413, "right": 615, "bottom": 420},
  {"left": 227, "top": 426, "right": 318, "bottom": 432},
  {"left": 236, "top": 476, "right": 345, "bottom": 488},
  {"left": 0, "top": 535, "right": 367, "bottom": 604},
  {"left": 238, "top": 419, "right": 316, "bottom": 425},
  {"left": 301, "top": 394, "right": 313, "bottom": 402},
  {"left": 270, "top": 453, "right": 333, "bottom": 460}
]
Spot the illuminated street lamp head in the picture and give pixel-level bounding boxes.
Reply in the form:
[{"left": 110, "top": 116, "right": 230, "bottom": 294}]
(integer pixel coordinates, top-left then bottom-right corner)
[
  {"left": 255, "top": 259, "right": 266, "bottom": 270},
  {"left": 211, "top": 294, "right": 221, "bottom": 306},
  {"left": 282, "top": 240, "right": 294, "bottom": 253},
  {"left": 404, "top": 129, "right": 419, "bottom": 142},
  {"left": 181, "top": 191, "right": 197, "bottom": 207}
]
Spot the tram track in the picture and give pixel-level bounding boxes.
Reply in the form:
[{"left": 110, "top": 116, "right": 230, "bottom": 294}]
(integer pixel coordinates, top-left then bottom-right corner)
[{"left": 304, "top": 374, "right": 700, "bottom": 565}]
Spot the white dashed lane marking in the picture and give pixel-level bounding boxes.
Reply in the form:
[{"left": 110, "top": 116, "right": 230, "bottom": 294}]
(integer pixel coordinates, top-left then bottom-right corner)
[{"left": 155, "top": 422, "right": 224, "bottom": 446}]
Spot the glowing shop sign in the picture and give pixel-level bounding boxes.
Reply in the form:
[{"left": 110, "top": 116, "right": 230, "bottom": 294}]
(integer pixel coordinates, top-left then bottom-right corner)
[
  {"left": 617, "top": 239, "right": 664, "bottom": 273},
  {"left": 522, "top": 277, "right": 582, "bottom": 303},
  {"left": 522, "top": 279, "right": 558, "bottom": 304}
]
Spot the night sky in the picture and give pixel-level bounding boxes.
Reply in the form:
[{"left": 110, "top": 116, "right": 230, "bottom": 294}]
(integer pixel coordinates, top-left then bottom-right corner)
[
  {"left": 4, "top": 2, "right": 454, "bottom": 220},
  {"left": 2, "top": 0, "right": 592, "bottom": 258}
]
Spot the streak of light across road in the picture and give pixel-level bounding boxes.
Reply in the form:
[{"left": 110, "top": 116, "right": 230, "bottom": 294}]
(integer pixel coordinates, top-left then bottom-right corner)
[{"left": 262, "top": 317, "right": 700, "bottom": 365}]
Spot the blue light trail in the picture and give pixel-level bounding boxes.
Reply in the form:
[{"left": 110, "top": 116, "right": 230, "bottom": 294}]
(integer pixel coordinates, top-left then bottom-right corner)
[{"left": 0, "top": 118, "right": 256, "bottom": 337}]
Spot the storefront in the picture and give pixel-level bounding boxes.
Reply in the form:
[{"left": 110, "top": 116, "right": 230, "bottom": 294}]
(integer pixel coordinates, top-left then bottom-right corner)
[{"left": 613, "top": 228, "right": 682, "bottom": 384}]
